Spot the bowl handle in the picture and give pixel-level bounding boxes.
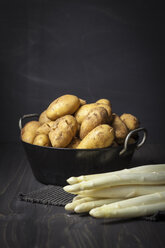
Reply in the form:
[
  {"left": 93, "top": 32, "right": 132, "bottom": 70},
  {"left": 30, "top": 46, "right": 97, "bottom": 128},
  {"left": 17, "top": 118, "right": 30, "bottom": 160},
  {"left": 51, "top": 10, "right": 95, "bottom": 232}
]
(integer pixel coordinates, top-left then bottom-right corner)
[
  {"left": 19, "top": 113, "right": 39, "bottom": 130},
  {"left": 119, "top": 127, "right": 147, "bottom": 156}
]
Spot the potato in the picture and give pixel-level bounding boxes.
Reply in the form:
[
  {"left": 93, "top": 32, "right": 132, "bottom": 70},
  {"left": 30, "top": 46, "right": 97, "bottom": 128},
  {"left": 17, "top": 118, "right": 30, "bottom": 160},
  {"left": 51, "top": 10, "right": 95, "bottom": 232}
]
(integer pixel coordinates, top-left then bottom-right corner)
[
  {"left": 67, "top": 137, "right": 81, "bottom": 148},
  {"left": 120, "top": 113, "right": 140, "bottom": 131},
  {"left": 96, "top": 103, "right": 112, "bottom": 118},
  {"left": 76, "top": 123, "right": 81, "bottom": 137},
  {"left": 111, "top": 114, "right": 128, "bottom": 144},
  {"left": 33, "top": 134, "right": 51, "bottom": 147},
  {"left": 77, "top": 124, "right": 115, "bottom": 149},
  {"left": 75, "top": 103, "right": 112, "bottom": 124},
  {"left": 21, "top": 131, "right": 36, "bottom": 144},
  {"left": 21, "top": 121, "right": 40, "bottom": 144},
  {"left": 39, "top": 110, "right": 50, "bottom": 124},
  {"left": 49, "top": 115, "right": 78, "bottom": 148},
  {"left": 79, "top": 98, "right": 86, "bottom": 105},
  {"left": 22, "top": 121, "right": 40, "bottom": 133},
  {"left": 108, "top": 112, "right": 115, "bottom": 125},
  {"left": 46, "top": 94, "right": 80, "bottom": 120},
  {"left": 36, "top": 121, "right": 54, "bottom": 135},
  {"left": 80, "top": 107, "right": 109, "bottom": 139},
  {"left": 75, "top": 103, "right": 97, "bottom": 124},
  {"left": 21, "top": 93, "right": 141, "bottom": 149},
  {"left": 96, "top": 99, "right": 111, "bottom": 106}
]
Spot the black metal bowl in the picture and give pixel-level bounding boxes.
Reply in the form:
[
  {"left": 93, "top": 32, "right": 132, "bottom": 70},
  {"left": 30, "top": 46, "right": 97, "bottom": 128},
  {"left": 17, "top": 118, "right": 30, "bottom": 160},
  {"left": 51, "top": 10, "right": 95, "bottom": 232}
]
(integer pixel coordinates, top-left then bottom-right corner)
[{"left": 19, "top": 114, "right": 147, "bottom": 186}]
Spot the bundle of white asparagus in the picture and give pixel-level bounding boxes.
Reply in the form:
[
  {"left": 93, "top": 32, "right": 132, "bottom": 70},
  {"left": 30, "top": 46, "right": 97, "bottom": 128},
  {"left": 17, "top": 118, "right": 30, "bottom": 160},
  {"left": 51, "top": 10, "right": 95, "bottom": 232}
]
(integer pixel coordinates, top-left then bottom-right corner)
[{"left": 63, "top": 164, "right": 165, "bottom": 219}]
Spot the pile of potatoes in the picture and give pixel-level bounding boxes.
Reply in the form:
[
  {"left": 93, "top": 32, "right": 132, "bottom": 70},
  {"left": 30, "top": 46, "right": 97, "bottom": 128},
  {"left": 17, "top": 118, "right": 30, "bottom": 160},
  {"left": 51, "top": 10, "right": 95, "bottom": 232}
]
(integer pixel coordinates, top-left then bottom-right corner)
[{"left": 21, "top": 94, "right": 140, "bottom": 149}]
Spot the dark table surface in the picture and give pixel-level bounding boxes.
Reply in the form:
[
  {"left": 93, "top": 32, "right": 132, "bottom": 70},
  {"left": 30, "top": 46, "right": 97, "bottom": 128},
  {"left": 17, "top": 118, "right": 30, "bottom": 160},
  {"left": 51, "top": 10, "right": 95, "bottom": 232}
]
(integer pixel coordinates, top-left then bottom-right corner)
[{"left": 0, "top": 142, "right": 165, "bottom": 248}]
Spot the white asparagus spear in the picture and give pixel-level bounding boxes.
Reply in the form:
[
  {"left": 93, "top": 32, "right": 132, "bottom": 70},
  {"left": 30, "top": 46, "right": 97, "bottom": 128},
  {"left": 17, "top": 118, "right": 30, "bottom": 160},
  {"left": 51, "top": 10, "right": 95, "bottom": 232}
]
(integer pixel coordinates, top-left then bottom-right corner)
[
  {"left": 76, "top": 185, "right": 165, "bottom": 199},
  {"left": 90, "top": 202, "right": 165, "bottom": 219},
  {"left": 65, "top": 197, "right": 97, "bottom": 211},
  {"left": 74, "top": 198, "right": 122, "bottom": 213},
  {"left": 67, "top": 164, "right": 165, "bottom": 185},
  {"left": 63, "top": 172, "right": 165, "bottom": 193},
  {"left": 72, "top": 195, "right": 83, "bottom": 202},
  {"left": 90, "top": 191, "right": 165, "bottom": 218}
]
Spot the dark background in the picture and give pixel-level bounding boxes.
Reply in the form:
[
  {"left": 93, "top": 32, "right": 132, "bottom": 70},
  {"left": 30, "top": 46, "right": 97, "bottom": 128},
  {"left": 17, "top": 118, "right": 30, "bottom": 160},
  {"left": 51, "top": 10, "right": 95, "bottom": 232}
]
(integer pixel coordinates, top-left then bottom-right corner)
[
  {"left": 1, "top": 3, "right": 165, "bottom": 247},
  {"left": 1, "top": 0, "right": 165, "bottom": 143}
]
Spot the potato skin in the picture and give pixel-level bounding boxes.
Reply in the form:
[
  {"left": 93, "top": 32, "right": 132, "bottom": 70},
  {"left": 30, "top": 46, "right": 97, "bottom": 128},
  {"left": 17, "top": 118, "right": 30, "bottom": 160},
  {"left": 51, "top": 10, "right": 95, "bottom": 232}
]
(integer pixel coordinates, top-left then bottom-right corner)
[
  {"left": 49, "top": 115, "right": 78, "bottom": 148},
  {"left": 36, "top": 121, "right": 54, "bottom": 135},
  {"left": 80, "top": 107, "right": 109, "bottom": 139},
  {"left": 96, "top": 99, "right": 111, "bottom": 106},
  {"left": 67, "top": 137, "right": 81, "bottom": 148},
  {"left": 75, "top": 103, "right": 112, "bottom": 124},
  {"left": 111, "top": 114, "right": 128, "bottom": 144},
  {"left": 75, "top": 103, "right": 97, "bottom": 124},
  {"left": 46, "top": 94, "right": 80, "bottom": 120},
  {"left": 96, "top": 103, "right": 112, "bottom": 118},
  {"left": 77, "top": 124, "right": 115, "bottom": 149},
  {"left": 39, "top": 110, "right": 50, "bottom": 124},
  {"left": 120, "top": 113, "right": 140, "bottom": 131},
  {"left": 33, "top": 134, "right": 51, "bottom": 147},
  {"left": 79, "top": 98, "right": 86, "bottom": 105},
  {"left": 21, "top": 121, "right": 40, "bottom": 144}
]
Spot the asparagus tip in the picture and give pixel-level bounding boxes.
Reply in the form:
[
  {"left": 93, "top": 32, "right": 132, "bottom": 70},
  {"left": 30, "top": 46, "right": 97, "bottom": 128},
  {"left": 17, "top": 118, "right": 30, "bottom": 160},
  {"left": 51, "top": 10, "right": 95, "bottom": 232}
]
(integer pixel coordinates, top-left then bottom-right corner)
[
  {"left": 74, "top": 205, "right": 84, "bottom": 213},
  {"left": 65, "top": 203, "right": 73, "bottom": 211},
  {"left": 89, "top": 208, "right": 102, "bottom": 218},
  {"left": 63, "top": 185, "right": 71, "bottom": 192},
  {"left": 67, "top": 177, "right": 77, "bottom": 185}
]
